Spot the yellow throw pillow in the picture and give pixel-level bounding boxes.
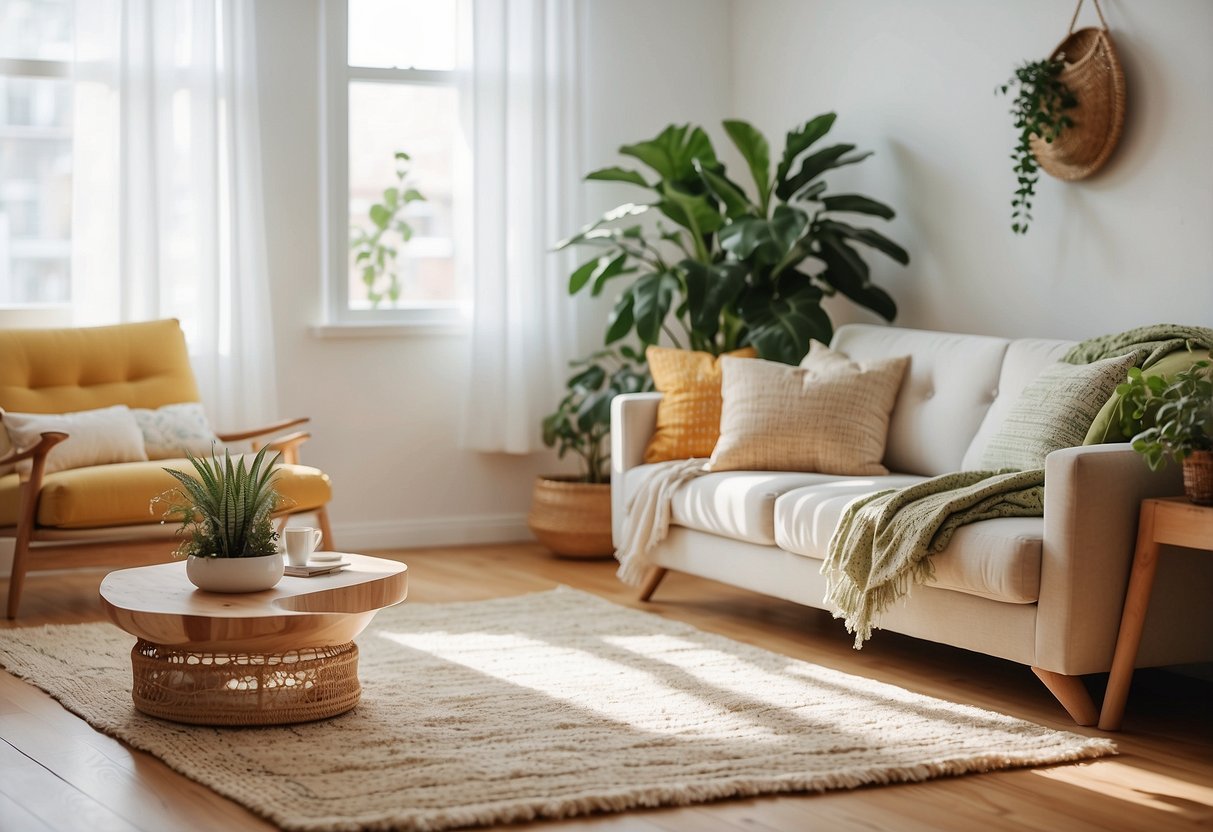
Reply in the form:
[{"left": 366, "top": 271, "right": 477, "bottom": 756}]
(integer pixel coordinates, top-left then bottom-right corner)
[
  {"left": 708, "top": 349, "right": 910, "bottom": 476},
  {"left": 644, "top": 346, "right": 757, "bottom": 463}
]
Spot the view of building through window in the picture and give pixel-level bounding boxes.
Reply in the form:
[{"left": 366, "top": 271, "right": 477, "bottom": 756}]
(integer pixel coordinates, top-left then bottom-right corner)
[
  {"left": 0, "top": 0, "right": 74, "bottom": 306},
  {"left": 344, "top": 0, "right": 461, "bottom": 312}
]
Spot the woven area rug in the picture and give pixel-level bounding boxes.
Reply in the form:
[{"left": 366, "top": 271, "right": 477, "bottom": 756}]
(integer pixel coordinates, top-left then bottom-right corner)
[{"left": 0, "top": 587, "right": 1113, "bottom": 831}]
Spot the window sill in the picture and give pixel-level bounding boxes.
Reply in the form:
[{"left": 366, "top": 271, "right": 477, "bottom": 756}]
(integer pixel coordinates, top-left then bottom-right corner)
[{"left": 310, "top": 320, "right": 470, "bottom": 339}]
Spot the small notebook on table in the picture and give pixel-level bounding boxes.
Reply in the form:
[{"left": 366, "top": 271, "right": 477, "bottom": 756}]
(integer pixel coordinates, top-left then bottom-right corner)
[{"left": 284, "top": 560, "right": 350, "bottom": 577}]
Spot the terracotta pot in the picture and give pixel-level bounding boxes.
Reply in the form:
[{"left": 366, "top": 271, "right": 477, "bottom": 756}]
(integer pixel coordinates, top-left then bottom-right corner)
[
  {"left": 186, "top": 553, "right": 285, "bottom": 593},
  {"left": 1182, "top": 451, "right": 1213, "bottom": 506},
  {"left": 527, "top": 476, "right": 614, "bottom": 559}
]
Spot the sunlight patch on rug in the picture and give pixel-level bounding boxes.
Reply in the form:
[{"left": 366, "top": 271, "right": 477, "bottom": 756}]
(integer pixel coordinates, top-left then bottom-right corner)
[{"left": 0, "top": 587, "right": 1115, "bottom": 832}]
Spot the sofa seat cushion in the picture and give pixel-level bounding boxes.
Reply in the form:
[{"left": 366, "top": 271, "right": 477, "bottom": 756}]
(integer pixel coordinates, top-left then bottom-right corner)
[
  {"left": 625, "top": 465, "right": 871, "bottom": 546},
  {"left": 774, "top": 483, "right": 1042, "bottom": 604},
  {"left": 0, "top": 460, "right": 331, "bottom": 530}
]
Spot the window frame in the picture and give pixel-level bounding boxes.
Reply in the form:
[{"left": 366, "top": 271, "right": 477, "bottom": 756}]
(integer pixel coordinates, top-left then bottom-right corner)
[
  {"left": 318, "top": 0, "right": 466, "bottom": 332},
  {"left": 0, "top": 55, "right": 73, "bottom": 312}
]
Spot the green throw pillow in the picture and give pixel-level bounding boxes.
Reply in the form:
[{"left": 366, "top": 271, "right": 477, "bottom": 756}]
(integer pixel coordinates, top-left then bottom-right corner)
[
  {"left": 1083, "top": 348, "right": 1212, "bottom": 444},
  {"left": 978, "top": 353, "right": 1139, "bottom": 471}
]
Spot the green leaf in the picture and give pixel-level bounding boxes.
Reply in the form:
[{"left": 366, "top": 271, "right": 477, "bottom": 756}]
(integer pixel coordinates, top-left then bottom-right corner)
[
  {"left": 568, "top": 258, "right": 599, "bottom": 294},
  {"left": 694, "top": 160, "right": 753, "bottom": 219},
  {"left": 567, "top": 363, "right": 606, "bottom": 392},
  {"left": 631, "top": 271, "right": 680, "bottom": 345},
  {"left": 585, "top": 166, "right": 652, "bottom": 188},
  {"left": 777, "top": 144, "right": 873, "bottom": 201},
  {"left": 682, "top": 260, "right": 746, "bottom": 342},
  {"left": 817, "top": 231, "right": 898, "bottom": 321},
  {"left": 401, "top": 188, "right": 426, "bottom": 203},
  {"left": 775, "top": 113, "right": 836, "bottom": 189},
  {"left": 553, "top": 203, "right": 650, "bottom": 250},
  {"left": 723, "top": 119, "right": 772, "bottom": 212},
  {"left": 619, "top": 124, "right": 718, "bottom": 185},
  {"left": 382, "top": 187, "right": 399, "bottom": 209},
  {"left": 604, "top": 292, "right": 636, "bottom": 344},
  {"left": 819, "top": 219, "right": 910, "bottom": 265},
  {"left": 738, "top": 282, "right": 831, "bottom": 364},
  {"left": 369, "top": 204, "right": 390, "bottom": 230},
  {"left": 820, "top": 194, "right": 895, "bottom": 220},
  {"left": 718, "top": 205, "right": 809, "bottom": 264},
  {"left": 658, "top": 182, "right": 724, "bottom": 237},
  {"left": 588, "top": 252, "right": 632, "bottom": 295}
]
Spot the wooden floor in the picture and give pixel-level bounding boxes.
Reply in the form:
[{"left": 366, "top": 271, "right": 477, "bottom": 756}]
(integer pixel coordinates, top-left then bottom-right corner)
[{"left": 1, "top": 543, "right": 1211, "bottom": 832}]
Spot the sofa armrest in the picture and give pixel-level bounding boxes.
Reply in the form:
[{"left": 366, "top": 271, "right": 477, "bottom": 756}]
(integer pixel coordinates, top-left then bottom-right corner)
[
  {"left": 610, "top": 392, "right": 663, "bottom": 545},
  {"left": 1036, "top": 444, "right": 1183, "bottom": 674}
]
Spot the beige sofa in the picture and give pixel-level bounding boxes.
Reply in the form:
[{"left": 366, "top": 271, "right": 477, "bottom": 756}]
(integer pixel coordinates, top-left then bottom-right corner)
[{"left": 611, "top": 324, "right": 1213, "bottom": 724}]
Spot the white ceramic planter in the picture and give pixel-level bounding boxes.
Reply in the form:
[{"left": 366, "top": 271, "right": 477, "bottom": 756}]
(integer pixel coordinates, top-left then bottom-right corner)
[{"left": 186, "top": 553, "right": 285, "bottom": 593}]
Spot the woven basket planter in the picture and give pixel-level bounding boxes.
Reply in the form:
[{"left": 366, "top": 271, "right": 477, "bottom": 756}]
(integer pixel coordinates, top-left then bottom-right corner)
[
  {"left": 1182, "top": 451, "right": 1213, "bottom": 506},
  {"left": 527, "top": 476, "right": 614, "bottom": 559},
  {"left": 1032, "top": 5, "right": 1125, "bottom": 181}
]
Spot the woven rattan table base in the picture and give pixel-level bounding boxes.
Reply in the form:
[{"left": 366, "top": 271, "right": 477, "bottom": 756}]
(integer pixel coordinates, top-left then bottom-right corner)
[{"left": 129, "top": 639, "right": 361, "bottom": 726}]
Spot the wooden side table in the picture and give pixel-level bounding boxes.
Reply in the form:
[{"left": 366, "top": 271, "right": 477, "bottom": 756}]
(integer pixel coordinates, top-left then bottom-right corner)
[{"left": 1099, "top": 497, "right": 1213, "bottom": 730}]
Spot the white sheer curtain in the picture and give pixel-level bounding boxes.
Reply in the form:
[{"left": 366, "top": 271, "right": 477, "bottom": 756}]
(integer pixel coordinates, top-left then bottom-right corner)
[
  {"left": 461, "top": 0, "right": 587, "bottom": 454},
  {"left": 69, "top": 0, "right": 276, "bottom": 432}
]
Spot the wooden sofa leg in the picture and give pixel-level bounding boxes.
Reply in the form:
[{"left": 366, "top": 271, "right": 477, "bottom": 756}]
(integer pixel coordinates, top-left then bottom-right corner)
[
  {"left": 638, "top": 567, "right": 668, "bottom": 602},
  {"left": 1032, "top": 667, "right": 1098, "bottom": 726},
  {"left": 315, "top": 506, "right": 334, "bottom": 552}
]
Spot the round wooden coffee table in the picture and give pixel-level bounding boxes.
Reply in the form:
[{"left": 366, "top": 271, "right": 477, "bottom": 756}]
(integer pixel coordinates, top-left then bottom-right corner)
[{"left": 99, "top": 554, "right": 407, "bottom": 726}]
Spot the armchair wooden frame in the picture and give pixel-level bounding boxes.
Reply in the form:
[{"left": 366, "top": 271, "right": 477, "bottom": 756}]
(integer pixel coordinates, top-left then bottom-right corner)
[{"left": 0, "top": 419, "right": 333, "bottom": 619}]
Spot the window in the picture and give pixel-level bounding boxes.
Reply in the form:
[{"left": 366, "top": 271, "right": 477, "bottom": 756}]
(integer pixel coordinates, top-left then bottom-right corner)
[
  {"left": 321, "top": 0, "right": 466, "bottom": 328},
  {"left": 0, "top": 0, "right": 74, "bottom": 308}
]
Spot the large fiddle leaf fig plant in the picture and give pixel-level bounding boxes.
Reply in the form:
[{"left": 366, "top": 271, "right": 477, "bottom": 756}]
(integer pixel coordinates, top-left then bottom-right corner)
[{"left": 555, "top": 114, "right": 908, "bottom": 364}]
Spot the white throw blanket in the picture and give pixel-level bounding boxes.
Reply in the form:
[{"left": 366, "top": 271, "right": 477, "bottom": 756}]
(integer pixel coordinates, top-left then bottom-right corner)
[{"left": 614, "top": 458, "right": 709, "bottom": 584}]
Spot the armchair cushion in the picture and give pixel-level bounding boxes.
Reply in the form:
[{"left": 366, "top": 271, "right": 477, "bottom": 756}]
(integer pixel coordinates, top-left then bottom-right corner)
[
  {"left": 0, "top": 460, "right": 331, "bottom": 530},
  {"left": 2, "top": 405, "right": 148, "bottom": 474}
]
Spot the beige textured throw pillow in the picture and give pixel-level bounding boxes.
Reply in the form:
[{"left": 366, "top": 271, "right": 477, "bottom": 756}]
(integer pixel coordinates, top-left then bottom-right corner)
[
  {"left": 708, "top": 351, "right": 910, "bottom": 476},
  {"left": 976, "top": 353, "right": 1139, "bottom": 471}
]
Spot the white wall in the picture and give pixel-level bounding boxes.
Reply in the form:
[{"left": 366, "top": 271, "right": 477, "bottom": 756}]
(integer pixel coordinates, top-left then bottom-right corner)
[
  {"left": 253, "top": 0, "right": 731, "bottom": 548},
  {"left": 728, "top": 0, "right": 1213, "bottom": 339}
]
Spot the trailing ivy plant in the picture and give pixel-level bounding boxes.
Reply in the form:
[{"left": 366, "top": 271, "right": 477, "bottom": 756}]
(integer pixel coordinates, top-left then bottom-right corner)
[
  {"left": 350, "top": 151, "right": 426, "bottom": 307},
  {"left": 554, "top": 114, "right": 907, "bottom": 365},
  {"left": 998, "top": 59, "right": 1076, "bottom": 235},
  {"left": 541, "top": 348, "right": 653, "bottom": 484}
]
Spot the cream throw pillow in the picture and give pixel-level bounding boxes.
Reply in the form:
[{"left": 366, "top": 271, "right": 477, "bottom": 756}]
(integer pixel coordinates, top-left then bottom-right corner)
[
  {"left": 977, "top": 353, "right": 1138, "bottom": 471},
  {"left": 132, "top": 402, "right": 220, "bottom": 459},
  {"left": 2, "top": 405, "right": 149, "bottom": 475},
  {"left": 708, "top": 347, "right": 910, "bottom": 476}
]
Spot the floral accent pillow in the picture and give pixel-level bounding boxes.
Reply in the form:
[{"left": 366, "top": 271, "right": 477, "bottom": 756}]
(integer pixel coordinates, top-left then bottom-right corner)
[{"left": 132, "top": 402, "right": 220, "bottom": 460}]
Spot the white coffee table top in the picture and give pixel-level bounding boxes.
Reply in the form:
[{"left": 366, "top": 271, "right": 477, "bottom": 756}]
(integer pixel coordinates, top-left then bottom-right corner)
[{"left": 100, "top": 553, "right": 408, "bottom": 652}]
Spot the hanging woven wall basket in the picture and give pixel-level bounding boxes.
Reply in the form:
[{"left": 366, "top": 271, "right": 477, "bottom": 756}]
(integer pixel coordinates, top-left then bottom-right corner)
[{"left": 1031, "top": 0, "right": 1126, "bottom": 181}]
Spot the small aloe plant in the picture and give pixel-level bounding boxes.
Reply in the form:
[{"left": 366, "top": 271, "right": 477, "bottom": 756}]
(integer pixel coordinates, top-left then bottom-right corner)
[{"left": 158, "top": 445, "right": 283, "bottom": 559}]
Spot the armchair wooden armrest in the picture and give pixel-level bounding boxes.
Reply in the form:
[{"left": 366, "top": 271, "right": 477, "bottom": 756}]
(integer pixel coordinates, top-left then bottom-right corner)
[
  {"left": 216, "top": 417, "right": 310, "bottom": 443},
  {"left": 262, "top": 430, "right": 312, "bottom": 465},
  {"left": 0, "top": 431, "right": 69, "bottom": 482}
]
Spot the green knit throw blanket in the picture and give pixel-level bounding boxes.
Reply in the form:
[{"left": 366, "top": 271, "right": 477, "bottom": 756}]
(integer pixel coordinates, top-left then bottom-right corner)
[
  {"left": 822, "top": 469, "right": 1044, "bottom": 648},
  {"left": 1062, "top": 323, "right": 1213, "bottom": 369}
]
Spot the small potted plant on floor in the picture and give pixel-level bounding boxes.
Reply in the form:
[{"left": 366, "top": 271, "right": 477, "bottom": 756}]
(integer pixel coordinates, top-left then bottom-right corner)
[
  {"left": 529, "top": 350, "right": 652, "bottom": 558},
  {"left": 158, "top": 445, "right": 286, "bottom": 591},
  {"left": 1117, "top": 360, "right": 1213, "bottom": 504}
]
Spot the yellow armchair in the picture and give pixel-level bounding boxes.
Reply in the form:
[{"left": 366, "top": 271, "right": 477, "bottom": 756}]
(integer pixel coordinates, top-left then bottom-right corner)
[{"left": 0, "top": 319, "right": 334, "bottom": 618}]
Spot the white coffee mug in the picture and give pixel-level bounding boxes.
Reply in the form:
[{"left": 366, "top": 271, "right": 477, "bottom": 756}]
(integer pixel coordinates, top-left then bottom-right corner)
[{"left": 284, "top": 527, "right": 324, "bottom": 567}]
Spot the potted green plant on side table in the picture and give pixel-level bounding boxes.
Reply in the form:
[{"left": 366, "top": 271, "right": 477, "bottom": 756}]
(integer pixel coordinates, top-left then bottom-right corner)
[
  {"left": 1117, "top": 359, "right": 1213, "bottom": 504},
  {"left": 529, "top": 350, "right": 652, "bottom": 558},
  {"left": 158, "top": 445, "right": 286, "bottom": 591}
]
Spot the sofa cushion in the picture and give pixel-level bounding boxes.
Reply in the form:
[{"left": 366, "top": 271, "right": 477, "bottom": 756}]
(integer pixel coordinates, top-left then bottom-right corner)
[
  {"left": 961, "top": 338, "right": 1075, "bottom": 469},
  {"left": 830, "top": 324, "right": 1009, "bottom": 477},
  {"left": 708, "top": 352, "right": 909, "bottom": 476},
  {"left": 774, "top": 483, "right": 1043, "bottom": 604},
  {"left": 644, "top": 346, "right": 756, "bottom": 463},
  {"left": 625, "top": 465, "right": 854, "bottom": 546},
  {"left": 2, "top": 405, "right": 149, "bottom": 474},
  {"left": 0, "top": 460, "right": 331, "bottom": 530},
  {"left": 975, "top": 353, "right": 1137, "bottom": 471}
]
